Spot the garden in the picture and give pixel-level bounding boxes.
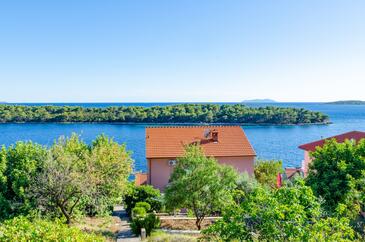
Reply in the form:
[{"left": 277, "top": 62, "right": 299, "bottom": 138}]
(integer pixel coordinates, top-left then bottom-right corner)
[
  {"left": 1, "top": 135, "right": 365, "bottom": 241},
  {"left": 124, "top": 142, "right": 365, "bottom": 241}
]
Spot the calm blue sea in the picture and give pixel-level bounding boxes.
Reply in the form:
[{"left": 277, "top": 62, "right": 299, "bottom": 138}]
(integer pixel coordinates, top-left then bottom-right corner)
[{"left": 1, "top": 102, "right": 365, "bottom": 171}]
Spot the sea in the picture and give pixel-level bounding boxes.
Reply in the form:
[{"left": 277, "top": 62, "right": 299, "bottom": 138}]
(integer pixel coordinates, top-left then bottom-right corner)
[{"left": 0, "top": 102, "right": 364, "bottom": 172}]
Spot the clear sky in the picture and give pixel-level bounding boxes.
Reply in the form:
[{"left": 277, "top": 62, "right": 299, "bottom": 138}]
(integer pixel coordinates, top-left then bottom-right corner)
[{"left": 0, "top": 0, "right": 364, "bottom": 102}]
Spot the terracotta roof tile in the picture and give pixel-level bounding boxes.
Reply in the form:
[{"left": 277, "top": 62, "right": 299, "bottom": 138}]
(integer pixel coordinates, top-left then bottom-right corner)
[
  {"left": 299, "top": 131, "right": 365, "bottom": 152},
  {"left": 285, "top": 167, "right": 303, "bottom": 179},
  {"left": 146, "top": 126, "right": 256, "bottom": 158}
]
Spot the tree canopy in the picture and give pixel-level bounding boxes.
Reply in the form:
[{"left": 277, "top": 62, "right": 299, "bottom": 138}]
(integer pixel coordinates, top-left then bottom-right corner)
[
  {"left": 0, "top": 104, "right": 329, "bottom": 124},
  {"left": 204, "top": 179, "right": 357, "bottom": 241},
  {"left": 0, "top": 134, "right": 133, "bottom": 223},
  {"left": 164, "top": 145, "right": 238, "bottom": 230},
  {"left": 306, "top": 139, "right": 365, "bottom": 219},
  {"left": 254, "top": 160, "right": 283, "bottom": 188}
]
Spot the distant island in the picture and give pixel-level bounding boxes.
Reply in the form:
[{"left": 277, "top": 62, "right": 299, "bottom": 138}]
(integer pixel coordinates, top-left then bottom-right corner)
[
  {"left": 326, "top": 100, "right": 365, "bottom": 105},
  {"left": 0, "top": 104, "right": 329, "bottom": 125},
  {"left": 242, "top": 99, "right": 277, "bottom": 103}
]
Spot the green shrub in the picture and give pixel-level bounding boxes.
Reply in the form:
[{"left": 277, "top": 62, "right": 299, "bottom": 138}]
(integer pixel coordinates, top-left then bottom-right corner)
[
  {"left": 124, "top": 184, "right": 162, "bottom": 215},
  {"left": 131, "top": 217, "right": 144, "bottom": 236},
  {"left": 143, "top": 213, "right": 161, "bottom": 236},
  {"left": 135, "top": 202, "right": 151, "bottom": 212},
  {"left": 131, "top": 213, "right": 160, "bottom": 236},
  {"left": 254, "top": 160, "right": 283, "bottom": 188},
  {"left": 132, "top": 207, "right": 147, "bottom": 218},
  {"left": 0, "top": 216, "right": 105, "bottom": 241}
]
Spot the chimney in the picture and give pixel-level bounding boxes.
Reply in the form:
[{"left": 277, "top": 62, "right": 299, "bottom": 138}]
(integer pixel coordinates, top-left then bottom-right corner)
[{"left": 211, "top": 129, "right": 218, "bottom": 143}]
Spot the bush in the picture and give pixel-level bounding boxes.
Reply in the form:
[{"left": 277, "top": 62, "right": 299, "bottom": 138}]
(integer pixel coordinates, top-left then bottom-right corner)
[
  {"left": 0, "top": 216, "right": 105, "bottom": 241},
  {"left": 132, "top": 207, "right": 147, "bottom": 218},
  {"left": 254, "top": 160, "right": 283, "bottom": 188},
  {"left": 131, "top": 213, "right": 160, "bottom": 236},
  {"left": 124, "top": 184, "right": 162, "bottom": 215},
  {"left": 131, "top": 217, "right": 144, "bottom": 235},
  {"left": 144, "top": 214, "right": 161, "bottom": 236},
  {"left": 135, "top": 202, "right": 151, "bottom": 212}
]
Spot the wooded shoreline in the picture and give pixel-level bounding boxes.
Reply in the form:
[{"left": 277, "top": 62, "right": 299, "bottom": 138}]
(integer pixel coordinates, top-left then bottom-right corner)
[{"left": 0, "top": 104, "right": 329, "bottom": 125}]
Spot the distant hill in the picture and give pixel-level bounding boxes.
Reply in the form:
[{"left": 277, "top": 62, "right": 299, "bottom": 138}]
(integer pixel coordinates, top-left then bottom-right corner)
[
  {"left": 327, "top": 100, "right": 365, "bottom": 105},
  {"left": 242, "top": 99, "right": 277, "bottom": 103}
]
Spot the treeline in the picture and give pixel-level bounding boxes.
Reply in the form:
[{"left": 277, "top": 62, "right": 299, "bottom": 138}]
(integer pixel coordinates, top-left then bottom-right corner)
[{"left": 0, "top": 104, "right": 329, "bottom": 124}]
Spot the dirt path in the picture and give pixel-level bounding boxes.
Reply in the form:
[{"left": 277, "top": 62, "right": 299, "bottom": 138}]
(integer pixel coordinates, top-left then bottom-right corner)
[{"left": 113, "top": 205, "right": 140, "bottom": 242}]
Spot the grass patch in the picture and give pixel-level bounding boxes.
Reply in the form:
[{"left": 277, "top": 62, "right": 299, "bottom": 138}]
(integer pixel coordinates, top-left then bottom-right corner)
[
  {"left": 148, "top": 230, "right": 198, "bottom": 242},
  {"left": 72, "top": 216, "right": 120, "bottom": 241}
]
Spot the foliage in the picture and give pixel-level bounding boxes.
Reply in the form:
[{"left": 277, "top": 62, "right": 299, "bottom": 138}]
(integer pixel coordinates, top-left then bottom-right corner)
[
  {"left": 306, "top": 139, "right": 365, "bottom": 218},
  {"left": 0, "top": 216, "right": 105, "bottom": 242},
  {"left": 124, "top": 184, "right": 162, "bottom": 216},
  {"left": 28, "top": 134, "right": 133, "bottom": 223},
  {"left": 203, "top": 180, "right": 358, "bottom": 241},
  {"left": 254, "top": 160, "right": 283, "bottom": 188},
  {"left": 0, "top": 142, "right": 47, "bottom": 219},
  {"left": 83, "top": 135, "right": 133, "bottom": 216},
  {"left": 0, "top": 104, "right": 329, "bottom": 124},
  {"left": 135, "top": 202, "right": 152, "bottom": 212},
  {"left": 164, "top": 145, "right": 238, "bottom": 230},
  {"left": 306, "top": 217, "right": 356, "bottom": 242},
  {"left": 132, "top": 207, "right": 147, "bottom": 218},
  {"left": 0, "top": 134, "right": 133, "bottom": 224},
  {"left": 143, "top": 213, "right": 161, "bottom": 236},
  {"left": 131, "top": 213, "right": 160, "bottom": 236},
  {"left": 233, "top": 172, "right": 259, "bottom": 204},
  {"left": 30, "top": 135, "right": 91, "bottom": 224}
]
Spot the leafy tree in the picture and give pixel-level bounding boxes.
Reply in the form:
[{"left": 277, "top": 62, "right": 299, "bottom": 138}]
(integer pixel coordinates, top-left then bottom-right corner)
[
  {"left": 1, "top": 142, "right": 47, "bottom": 218},
  {"left": 30, "top": 136, "right": 91, "bottom": 224},
  {"left": 306, "top": 139, "right": 365, "bottom": 218},
  {"left": 83, "top": 135, "right": 133, "bottom": 216},
  {"left": 203, "top": 180, "right": 356, "bottom": 241},
  {"left": 164, "top": 145, "right": 238, "bottom": 230},
  {"left": 254, "top": 160, "right": 283, "bottom": 188},
  {"left": 1, "top": 134, "right": 133, "bottom": 223}
]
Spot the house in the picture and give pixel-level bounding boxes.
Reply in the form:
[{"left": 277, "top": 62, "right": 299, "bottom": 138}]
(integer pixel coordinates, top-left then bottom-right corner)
[
  {"left": 299, "top": 131, "right": 365, "bottom": 176},
  {"left": 144, "top": 126, "right": 256, "bottom": 191}
]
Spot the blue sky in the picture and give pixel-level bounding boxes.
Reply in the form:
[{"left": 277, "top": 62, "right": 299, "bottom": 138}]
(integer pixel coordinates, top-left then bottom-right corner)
[{"left": 0, "top": 0, "right": 364, "bottom": 102}]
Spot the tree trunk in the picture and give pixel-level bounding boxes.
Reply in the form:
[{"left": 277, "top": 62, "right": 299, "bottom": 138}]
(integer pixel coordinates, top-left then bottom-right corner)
[
  {"left": 196, "top": 218, "right": 202, "bottom": 230},
  {"left": 59, "top": 204, "right": 71, "bottom": 224}
]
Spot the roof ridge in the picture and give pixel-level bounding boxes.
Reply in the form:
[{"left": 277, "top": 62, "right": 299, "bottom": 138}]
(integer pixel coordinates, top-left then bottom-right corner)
[
  {"left": 146, "top": 125, "right": 241, "bottom": 128},
  {"left": 299, "top": 130, "right": 365, "bottom": 151}
]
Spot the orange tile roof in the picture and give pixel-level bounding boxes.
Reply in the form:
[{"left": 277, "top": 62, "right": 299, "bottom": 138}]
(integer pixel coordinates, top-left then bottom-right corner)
[
  {"left": 299, "top": 131, "right": 365, "bottom": 152},
  {"left": 135, "top": 172, "right": 148, "bottom": 186},
  {"left": 146, "top": 126, "right": 256, "bottom": 158}
]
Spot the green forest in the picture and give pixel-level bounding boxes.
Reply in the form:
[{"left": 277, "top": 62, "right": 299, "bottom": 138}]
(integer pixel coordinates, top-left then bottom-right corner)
[{"left": 0, "top": 104, "right": 329, "bottom": 124}]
